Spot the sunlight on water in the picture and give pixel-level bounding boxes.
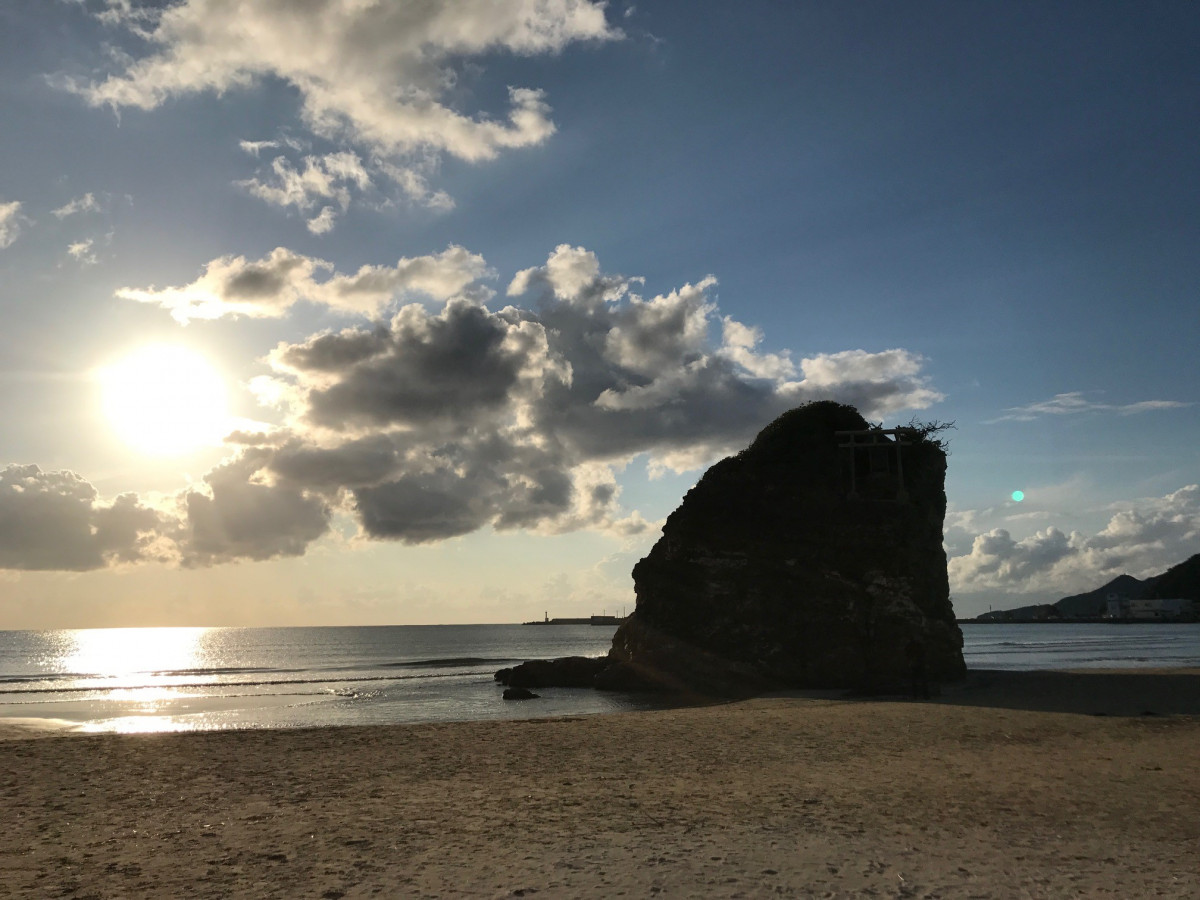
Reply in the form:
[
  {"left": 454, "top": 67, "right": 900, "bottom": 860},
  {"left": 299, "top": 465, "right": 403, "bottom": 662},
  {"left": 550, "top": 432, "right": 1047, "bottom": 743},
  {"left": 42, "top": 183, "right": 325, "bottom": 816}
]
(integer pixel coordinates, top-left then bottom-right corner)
[
  {"left": 103, "top": 686, "right": 187, "bottom": 703},
  {"left": 47, "top": 628, "right": 213, "bottom": 726},
  {"left": 77, "top": 715, "right": 202, "bottom": 735},
  {"left": 61, "top": 627, "right": 209, "bottom": 678}
]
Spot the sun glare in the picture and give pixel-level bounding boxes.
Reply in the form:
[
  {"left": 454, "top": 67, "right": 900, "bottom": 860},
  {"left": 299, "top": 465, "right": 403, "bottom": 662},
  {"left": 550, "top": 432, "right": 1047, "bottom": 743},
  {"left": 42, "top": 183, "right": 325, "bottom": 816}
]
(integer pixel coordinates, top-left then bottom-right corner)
[
  {"left": 99, "top": 345, "right": 231, "bottom": 456},
  {"left": 62, "top": 627, "right": 209, "bottom": 679}
]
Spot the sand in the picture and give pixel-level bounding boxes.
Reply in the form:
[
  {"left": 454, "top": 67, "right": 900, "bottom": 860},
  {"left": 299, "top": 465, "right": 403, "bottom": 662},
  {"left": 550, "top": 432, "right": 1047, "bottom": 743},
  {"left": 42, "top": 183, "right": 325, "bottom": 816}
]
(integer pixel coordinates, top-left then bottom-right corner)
[{"left": 2, "top": 669, "right": 1198, "bottom": 899}]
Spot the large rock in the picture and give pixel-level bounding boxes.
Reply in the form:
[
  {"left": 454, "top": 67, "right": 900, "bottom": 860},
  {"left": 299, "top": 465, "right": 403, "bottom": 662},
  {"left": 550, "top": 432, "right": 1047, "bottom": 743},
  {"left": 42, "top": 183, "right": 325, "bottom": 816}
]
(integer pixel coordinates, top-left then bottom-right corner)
[
  {"left": 498, "top": 401, "right": 966, "bottom": 695},
  {"left": 614, "top": 401, "right": 965, "bottom": 691}
]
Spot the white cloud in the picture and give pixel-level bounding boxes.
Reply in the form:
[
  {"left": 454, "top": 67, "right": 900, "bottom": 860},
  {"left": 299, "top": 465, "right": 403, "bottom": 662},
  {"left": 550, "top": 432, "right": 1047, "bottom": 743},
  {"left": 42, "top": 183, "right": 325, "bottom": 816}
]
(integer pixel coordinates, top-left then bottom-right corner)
[
  {"left": 990, "top": 391, "right": 1191, "bottom": 422},
  {"left": 948, "top": 484, "right": 1200, "bottom": 596},
  {"left": 799, "top": 347, "right": 922, "bottom": 388},
  {"left": 67, "top": 239, "right": 98, "bottom": 265},
  {"left": 70, "top": 0, "right": 618, "bottom": 162},
  {"left": 720, "top": 316, "right": 796, "bottom": 380},
  {"left": 237, "top": 151, "right": 372, "bottom": 233},
  {"left": 376, "top": 160, "right": 455, "bottom": 212},
  {"left": 0, "top": 200, "right": 27, "bottom": 249},
  {"left": 65, "top": 2, "right": 618, "bottom": 222},
  {"left": 508, "top": 243, "right": 633, "bottom": 307},
  {"left": 783, "top": 348, "right": 944, "bottom": 419},
  {"left": 236, "top": 146, "right": 456, "bottom": 226},
  {"left": 306, "top": 207, "right": 338, "bottom": 235},
  {"left": 115, "top": 245, "right": 490, "bottom": 322},
  {"left": 51, "top": 192, "right": 101, "bottom": 219},
  {"left": 238, "top": 139, "right": 279, "bottom": 157}
]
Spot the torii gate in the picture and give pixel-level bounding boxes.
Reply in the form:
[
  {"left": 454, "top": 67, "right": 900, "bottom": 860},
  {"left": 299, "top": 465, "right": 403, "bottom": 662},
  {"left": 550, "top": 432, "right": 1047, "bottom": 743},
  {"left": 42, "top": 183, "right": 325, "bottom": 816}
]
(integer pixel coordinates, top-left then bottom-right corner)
[{"left": 835, "top": 428, "right": 911, "bottom": 502}]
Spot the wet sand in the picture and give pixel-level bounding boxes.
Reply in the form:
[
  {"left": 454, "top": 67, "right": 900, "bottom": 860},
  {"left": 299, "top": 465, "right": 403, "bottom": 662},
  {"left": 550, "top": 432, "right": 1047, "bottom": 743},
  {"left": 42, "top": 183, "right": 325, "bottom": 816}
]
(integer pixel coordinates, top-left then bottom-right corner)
[{"left": 2, "top": 668, "right": 1198, "bottom": 898}]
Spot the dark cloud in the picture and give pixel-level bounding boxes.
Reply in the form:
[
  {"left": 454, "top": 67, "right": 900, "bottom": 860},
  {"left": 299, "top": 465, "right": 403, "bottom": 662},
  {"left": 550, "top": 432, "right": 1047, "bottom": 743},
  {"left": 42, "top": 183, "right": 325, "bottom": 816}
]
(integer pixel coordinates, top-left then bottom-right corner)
[
  {"left": 354, "top": 472, "right": 491, "bottom": 543},
  {"left": 181, "top": 453, "right": 332, "bottom": 566},
  {"left": 9, "top": 245, "right": 945, "bottom": 571},
  {"left": 273, "top": 326, "right": 392, "bottom": 373},
  {"left": 223, "top": 252, "right": 313, "bottom": 300},
  {"left": 268, "top": 434, "right": 406, "bottom": 491},
  {"left": 350, "top": 437, "right": 584, "bottom": 543},
  {"left": 603, "top": 277, "right": 714, "bottom": 375},
  {"left": 0, "top": 465, "right": 167, "bottom": 571},
  {"left": 289, "top": 299, "right": 558, "bottom": 430},
  {"left": 243, "top": 245, "right": 943, "bottom": 544},
  {"left": 0, "top": 457, "right": 334, "bottom": 572}
]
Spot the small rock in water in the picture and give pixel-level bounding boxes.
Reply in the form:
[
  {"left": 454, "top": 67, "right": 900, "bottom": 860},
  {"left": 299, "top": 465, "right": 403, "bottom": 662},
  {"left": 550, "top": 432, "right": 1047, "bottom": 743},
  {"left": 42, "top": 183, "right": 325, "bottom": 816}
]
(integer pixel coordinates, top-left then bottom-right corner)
[{"left": 502, "top": 687, "right": 540, "bottom": 700}]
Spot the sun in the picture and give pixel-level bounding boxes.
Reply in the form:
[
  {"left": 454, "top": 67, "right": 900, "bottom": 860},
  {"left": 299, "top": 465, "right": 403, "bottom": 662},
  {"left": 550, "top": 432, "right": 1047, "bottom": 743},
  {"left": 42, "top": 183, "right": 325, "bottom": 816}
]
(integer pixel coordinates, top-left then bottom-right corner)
[{"left": 98, "top": 344, "right": 231, "bottom": 456}]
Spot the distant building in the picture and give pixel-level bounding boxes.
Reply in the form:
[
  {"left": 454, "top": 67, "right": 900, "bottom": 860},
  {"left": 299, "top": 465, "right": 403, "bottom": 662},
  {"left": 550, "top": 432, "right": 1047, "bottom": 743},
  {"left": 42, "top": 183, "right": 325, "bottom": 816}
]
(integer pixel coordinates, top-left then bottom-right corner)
[{"left": 1105, "top": 593, "right": 1195, "bottom": 620}]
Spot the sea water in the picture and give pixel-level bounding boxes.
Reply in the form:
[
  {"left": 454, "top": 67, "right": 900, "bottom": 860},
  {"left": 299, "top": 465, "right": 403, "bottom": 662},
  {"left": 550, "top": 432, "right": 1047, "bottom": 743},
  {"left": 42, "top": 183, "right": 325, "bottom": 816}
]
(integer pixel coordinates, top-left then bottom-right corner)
[
  {"left": 960, "top": 621, "right": 1200, "bottom": 670},
  {"left": 1, "top": 622, "right": 1198, "bottom": 734},
  {"left": 0, "top": 624, "right": 665, "bottom": 734}
]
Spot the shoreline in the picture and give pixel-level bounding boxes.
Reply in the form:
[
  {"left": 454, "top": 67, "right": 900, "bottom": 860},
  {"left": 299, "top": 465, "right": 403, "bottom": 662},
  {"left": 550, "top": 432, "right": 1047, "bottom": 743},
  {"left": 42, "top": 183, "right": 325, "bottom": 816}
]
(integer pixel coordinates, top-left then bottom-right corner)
[
  {"left": 4, "top": 665, "right": 1200, "bottom": 739},
  {"left": 2, "top": 668, "right": 1198, "bottom": 897},
  {"left": 957, "top": 618, "right": 1198, "bottom": 625}
]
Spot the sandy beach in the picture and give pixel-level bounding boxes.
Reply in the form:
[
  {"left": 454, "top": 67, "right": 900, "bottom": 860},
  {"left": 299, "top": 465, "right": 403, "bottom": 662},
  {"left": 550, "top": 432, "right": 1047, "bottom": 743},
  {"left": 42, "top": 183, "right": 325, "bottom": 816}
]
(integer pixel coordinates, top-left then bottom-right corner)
[{"left": 2, "top": 669, "right": 1198, "bottom": 899}]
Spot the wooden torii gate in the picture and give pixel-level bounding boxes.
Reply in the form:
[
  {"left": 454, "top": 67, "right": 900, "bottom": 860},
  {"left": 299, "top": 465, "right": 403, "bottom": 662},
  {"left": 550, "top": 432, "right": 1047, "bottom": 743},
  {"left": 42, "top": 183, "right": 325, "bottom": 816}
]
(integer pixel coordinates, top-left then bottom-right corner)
[{"left": 835, "top": 428, "right": 911, "bottom": 502}]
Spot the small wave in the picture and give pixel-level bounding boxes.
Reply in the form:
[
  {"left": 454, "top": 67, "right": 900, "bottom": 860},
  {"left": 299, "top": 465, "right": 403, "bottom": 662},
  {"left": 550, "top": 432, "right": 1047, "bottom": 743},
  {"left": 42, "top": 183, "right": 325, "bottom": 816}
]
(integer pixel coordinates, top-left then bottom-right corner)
[
  {"left": 149, "top": 666, "right": 296, "bottom": 678},
  {"left": 2, "top": 666, "right": 304, "bottom": 684},
  {"left": 328, "top": 687, "right": 386, "bottom": 700},
  {"left": 0, "top": 672, "right": 94, "bottom": 686},
  {"left": 0, "top": 669, "right": 493, "bottom": 697},
  {"left": 381, "top": 657, "right": 523, "bottom": 669},
  {"left": 0, "top": 674, "right": 67, "bottom": 686}
]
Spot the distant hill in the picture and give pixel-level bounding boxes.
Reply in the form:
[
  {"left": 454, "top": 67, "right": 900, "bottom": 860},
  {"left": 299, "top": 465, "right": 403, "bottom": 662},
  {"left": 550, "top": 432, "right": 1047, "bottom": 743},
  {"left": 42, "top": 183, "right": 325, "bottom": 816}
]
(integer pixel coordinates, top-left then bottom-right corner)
[
  {"left": 976, "top": 573, "right": 1152, "bottom": 621},
  {"left": 1147, "top": 553, "right": 1200, "bottom": 600},
  {"left": 976, "top": 602, "right": 1058, "bottom": 621},
  {"left": 974, "top": 554, "right": 1200, "bottom": 621},
  {"left": 1053, "top": 573, "right": 1154, "bottom": 618}
]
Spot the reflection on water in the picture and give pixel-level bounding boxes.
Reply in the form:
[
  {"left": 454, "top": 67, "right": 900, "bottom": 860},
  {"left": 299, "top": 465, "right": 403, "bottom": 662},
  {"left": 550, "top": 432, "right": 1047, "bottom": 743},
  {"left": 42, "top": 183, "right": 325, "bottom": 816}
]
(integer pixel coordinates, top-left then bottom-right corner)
[
  {"left": 62, "top": 627, "right": 210, "bottom": 679},
  {"left": 77, "top": 715, "right": 201, "bottom": 735},
  {"left": 47, "top": 628, "right": 212, "bottom": 728}
]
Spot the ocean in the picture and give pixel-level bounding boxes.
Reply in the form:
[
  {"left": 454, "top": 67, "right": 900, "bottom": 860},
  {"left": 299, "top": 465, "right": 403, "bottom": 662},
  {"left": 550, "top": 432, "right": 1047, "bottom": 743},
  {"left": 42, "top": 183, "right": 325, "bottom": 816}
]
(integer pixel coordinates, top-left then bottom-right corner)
[{"left": 1, "top": 622, "right": 1198, "bottom": 734}]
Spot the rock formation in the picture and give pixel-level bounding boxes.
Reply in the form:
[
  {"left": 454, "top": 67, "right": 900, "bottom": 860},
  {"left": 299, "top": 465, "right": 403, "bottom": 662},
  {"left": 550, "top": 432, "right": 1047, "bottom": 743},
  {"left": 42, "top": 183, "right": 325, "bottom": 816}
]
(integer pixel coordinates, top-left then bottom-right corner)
[
  {"left": 498, "top": 401, "right": 966, "bottom": 695},
  {"left": 495, "top": 656, "right": 607, "bottom": 689}
]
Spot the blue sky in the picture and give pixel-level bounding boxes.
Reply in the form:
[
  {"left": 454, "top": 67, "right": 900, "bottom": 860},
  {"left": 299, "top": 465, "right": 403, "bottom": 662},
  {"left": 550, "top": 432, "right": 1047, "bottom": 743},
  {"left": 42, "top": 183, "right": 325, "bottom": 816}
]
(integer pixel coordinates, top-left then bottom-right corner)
[{"left": 1, "top": 1, "right": 1197, "bottom": 627}]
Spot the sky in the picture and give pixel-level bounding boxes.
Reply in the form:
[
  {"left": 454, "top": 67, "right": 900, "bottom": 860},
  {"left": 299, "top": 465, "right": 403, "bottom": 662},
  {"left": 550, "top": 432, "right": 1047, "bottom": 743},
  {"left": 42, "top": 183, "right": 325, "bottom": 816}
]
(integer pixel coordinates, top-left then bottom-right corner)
[{"left": 1, "top": 0, "right": 1197, "bottom": 629}]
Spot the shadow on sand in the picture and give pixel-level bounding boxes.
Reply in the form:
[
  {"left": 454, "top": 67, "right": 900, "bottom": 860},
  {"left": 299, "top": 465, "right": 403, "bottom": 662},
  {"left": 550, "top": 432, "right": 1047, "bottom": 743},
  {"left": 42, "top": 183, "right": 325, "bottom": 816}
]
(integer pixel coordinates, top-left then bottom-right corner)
[{"left": 772, "top": 668, "right": 1200, "bottom": 718}]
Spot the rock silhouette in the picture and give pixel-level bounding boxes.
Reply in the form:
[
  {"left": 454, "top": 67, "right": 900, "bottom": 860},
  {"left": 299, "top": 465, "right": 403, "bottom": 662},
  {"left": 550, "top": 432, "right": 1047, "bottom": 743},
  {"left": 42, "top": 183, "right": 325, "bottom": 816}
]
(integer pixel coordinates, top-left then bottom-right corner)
[{"left": 499, "top": 401, "right": 966, "bottom": 695}]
